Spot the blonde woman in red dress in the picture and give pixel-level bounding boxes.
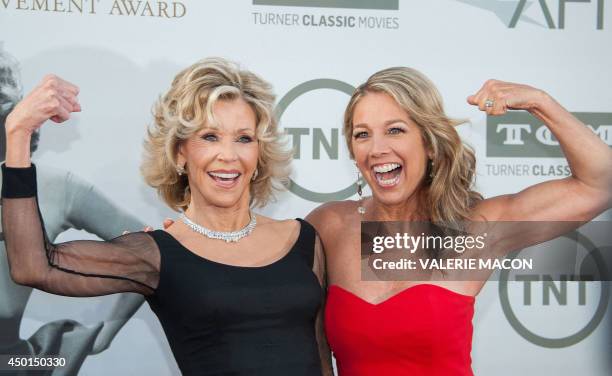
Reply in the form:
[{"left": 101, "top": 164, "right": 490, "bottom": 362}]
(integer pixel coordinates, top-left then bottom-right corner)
[{"left": 307, "top": 68, "right": 612, "bottom": 375}]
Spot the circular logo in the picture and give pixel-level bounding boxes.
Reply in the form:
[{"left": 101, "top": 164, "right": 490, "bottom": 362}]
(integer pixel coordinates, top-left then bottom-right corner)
[
  {"left": 276, "top": 79, "right": 357, "bottom": 202},
  {"left": 499, "top": 230, "right": 610, "bottom": 348}
]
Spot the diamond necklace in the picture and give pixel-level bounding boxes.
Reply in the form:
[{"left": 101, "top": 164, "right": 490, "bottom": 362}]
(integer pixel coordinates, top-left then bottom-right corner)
[{"left": 179, "top": 212, "right": 257, "bottom": 243}]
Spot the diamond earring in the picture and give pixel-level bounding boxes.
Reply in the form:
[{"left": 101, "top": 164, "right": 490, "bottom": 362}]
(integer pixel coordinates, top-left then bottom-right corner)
[
  {"left": 177, "top": 164, "right": 186, "bottom": 176},
  {"left": 429, "top": 159, "right": 435, "bottom": 179},
  {"left": 251, "top": 168, "right": 259, "bottom": 181}
]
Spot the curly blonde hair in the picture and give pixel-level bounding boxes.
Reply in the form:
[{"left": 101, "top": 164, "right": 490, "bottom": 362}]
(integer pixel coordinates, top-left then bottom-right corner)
[
  {"left": 141, "top": 57, "right": 291, "bottom": 211},
  {"left": 344, "top": 67, "right": 482, "bottom": 225}
]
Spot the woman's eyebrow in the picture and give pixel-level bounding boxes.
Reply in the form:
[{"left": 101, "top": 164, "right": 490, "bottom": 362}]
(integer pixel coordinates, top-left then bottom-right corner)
[
  {"left": 384, "top": 119, "right": 407, "bottom": 126},
  {"left": 353, "top": 122, "right": 370, "bottom": 129}
]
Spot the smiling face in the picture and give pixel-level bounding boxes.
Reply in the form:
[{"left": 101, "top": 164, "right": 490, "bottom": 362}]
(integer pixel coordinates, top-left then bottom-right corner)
[
  {"left": 177, "top": 97, "right": 259, "bottom": 209},
  {"left": 351, "top": 91, "right": 431, "bottom": 207}
]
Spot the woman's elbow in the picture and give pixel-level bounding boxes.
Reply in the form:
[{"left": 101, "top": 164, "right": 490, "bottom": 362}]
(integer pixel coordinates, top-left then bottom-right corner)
[
  {"left": 9, "top": 264, "right": 40, "bottom": 287},
  {"left": 591, "top": 187, "right": 612, "bottom": 215}
]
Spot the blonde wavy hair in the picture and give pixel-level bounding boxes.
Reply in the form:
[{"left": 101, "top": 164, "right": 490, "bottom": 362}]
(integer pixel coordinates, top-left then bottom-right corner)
[
  {"left": 344, "top": 67, "right": 482, "bottom": 225},
  {"left": 141, "top": 57, "right": 291, "bottom": 211}
]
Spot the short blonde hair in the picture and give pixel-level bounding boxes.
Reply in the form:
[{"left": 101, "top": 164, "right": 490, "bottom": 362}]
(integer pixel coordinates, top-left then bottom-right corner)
[
  {"left": 344, "top": 67, "right": 482, "bottom": 226},
  {"left": 141, "top": 57, "right": 291, "bottom": 211}
]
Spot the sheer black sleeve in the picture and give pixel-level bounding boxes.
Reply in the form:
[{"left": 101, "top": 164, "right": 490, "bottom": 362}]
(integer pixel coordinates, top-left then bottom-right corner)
[{"left": 1, "top": 164, "right": 160, "bottom": 296}]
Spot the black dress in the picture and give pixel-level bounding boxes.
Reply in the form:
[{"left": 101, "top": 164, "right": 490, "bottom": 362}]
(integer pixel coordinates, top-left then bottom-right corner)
[{"left": 1, "top": 164, "right": 323, "bottom": 375}]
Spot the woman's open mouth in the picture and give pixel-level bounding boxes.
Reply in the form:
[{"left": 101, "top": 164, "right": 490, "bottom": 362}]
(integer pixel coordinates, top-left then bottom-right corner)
[
  {"left": 372, "top": 163, "right": 402, "bottom": 188},
  {"left": 207, "top": 170, "right": 241, "bottom": 188}
]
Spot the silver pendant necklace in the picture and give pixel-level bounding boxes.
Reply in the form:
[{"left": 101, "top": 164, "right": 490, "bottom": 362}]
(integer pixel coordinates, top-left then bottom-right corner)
[{"left": 179, "top": 212, "right": 257, "bottom": 243}]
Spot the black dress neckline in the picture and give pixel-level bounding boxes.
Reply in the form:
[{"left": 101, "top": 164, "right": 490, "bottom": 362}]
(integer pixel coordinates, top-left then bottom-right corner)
[{"left": 155, "top": 218, "right": 306, "bottom": 270}]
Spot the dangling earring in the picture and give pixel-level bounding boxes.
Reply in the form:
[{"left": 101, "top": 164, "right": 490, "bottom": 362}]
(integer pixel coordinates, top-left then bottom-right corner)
[
  {"left": 177, "top": 164, "right": 186, "bottom": 176},
  {"left": 357, "top": 171, "right": 366, "bottom": 215},
  {"left": 429, "top": 159, "right": 435, "bottom": 179},
  {"left": 251, "top": 168, "right": 259, "bottom": 181}
]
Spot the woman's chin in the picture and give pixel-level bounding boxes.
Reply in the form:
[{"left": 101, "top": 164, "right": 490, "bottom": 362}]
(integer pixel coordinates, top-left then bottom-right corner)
[
  {"left": 371, "top": 184, "right": 419, "bottom": 208},
  {"left": 205, "top": 197, "right": 246, "bottom": 209},
  {"left": 195, "top": 187, "right": 250, "bottom": 209}
]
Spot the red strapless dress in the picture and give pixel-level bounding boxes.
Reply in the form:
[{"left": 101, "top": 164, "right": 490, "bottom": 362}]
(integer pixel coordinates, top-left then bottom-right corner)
[{"left": 325, "top": 284, "right": 475, "bottom": 376}]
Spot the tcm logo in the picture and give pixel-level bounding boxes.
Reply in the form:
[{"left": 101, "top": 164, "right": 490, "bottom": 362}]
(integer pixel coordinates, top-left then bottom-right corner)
[
  {"left": 456, "top": 0, "right": 605, "bottom": 29},
  {"left": 276, "top": 79, "right": 359, "bottom": 202},
  {"left": 487, "top": 112, "right": 612, "bottom": 157},
  {"left": 499, "top": 230, "right": 610, "bottom": 348},
  {"left": 253, "top": 0, "right": 398, "bottom": 10}
]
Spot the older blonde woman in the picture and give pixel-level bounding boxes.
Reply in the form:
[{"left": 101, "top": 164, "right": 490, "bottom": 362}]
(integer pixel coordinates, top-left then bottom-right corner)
[
  {"left": 307, "top": 68, "right": 612, "bottom": 375},
  {"left": 1, "top": 58, "right": 331, "bottom": 375}
]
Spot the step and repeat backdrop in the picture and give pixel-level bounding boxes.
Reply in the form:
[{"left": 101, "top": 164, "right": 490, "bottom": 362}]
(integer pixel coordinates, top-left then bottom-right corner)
[{"left": 1, "top": 1, "right": 611, "bottom": 375}]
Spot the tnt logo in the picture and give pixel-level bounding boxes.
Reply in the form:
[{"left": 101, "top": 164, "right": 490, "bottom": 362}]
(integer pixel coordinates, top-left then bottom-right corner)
[
  {"left": 515, "top": 274, "right": 592, "bottom": 305},
  {"left": 276, "top": 79, "right": 362, "bottom": 202},
  {"left": 499, "top": 229, "right": 610, "bottom": 348}
]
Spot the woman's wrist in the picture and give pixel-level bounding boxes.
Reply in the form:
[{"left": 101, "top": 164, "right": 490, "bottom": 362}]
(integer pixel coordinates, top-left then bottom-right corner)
[
  {"left": 527, "top": 89, "right": 551, "bottom": 112},
  {"left": 5, "top": 111, "right": 34, "bottom": 137},
  {"left": 528, "top": 90, "right": 565, "bottom": 124},
  {"left": 5, "top": 132, "right": 32, "bottom": 168}
]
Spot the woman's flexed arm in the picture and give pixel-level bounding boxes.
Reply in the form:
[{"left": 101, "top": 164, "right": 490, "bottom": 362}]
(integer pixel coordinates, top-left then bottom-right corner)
[
  {"left": 468, "top": 80, "right": 612, "bottom": 254},
  {"left": 469, "top": 80, "right": 612, "bottom": 223},
  {"left": 1, "top": 75, "right": 160, "bottom": 297}
]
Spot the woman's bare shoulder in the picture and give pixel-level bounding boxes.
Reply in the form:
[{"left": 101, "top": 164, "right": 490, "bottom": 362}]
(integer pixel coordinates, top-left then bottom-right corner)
[
  {"left": 306, "top": 200, "right": 361, "bottom": 232},
  {"left": 256, "top": 215, "right": 301, "bottom": 234}
]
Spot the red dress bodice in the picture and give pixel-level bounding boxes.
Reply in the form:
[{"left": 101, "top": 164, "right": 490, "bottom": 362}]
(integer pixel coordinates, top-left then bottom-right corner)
[{"left": 325, "top": 284, "right": 475, "bottom": 376}]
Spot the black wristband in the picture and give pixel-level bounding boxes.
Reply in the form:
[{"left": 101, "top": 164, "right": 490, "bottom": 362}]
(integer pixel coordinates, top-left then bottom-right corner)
[{"left": 1, "top": 163, "right": 37, "bottom": 198}]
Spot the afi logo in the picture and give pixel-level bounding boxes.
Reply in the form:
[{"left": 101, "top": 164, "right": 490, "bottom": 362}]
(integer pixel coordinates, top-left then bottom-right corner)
[{"left": 456, "top": 0, "right": 605, "bottom": 29}]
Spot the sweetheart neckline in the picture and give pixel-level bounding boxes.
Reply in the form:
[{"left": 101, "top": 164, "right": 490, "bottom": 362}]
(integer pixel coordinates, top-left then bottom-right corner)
[{"left": 328, "top": 283, "right": 475, "bottom": 306}]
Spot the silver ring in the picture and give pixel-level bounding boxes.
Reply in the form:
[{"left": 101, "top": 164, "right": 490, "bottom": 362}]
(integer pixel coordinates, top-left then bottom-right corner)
[{"left": 484, "top": 99, "right": 494, "bottom": 108}]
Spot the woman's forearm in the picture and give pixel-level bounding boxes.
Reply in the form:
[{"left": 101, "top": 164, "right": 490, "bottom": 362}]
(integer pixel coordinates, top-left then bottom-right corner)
[{"left": 1, "top": 165, "right": 50, "bottom": 286}]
